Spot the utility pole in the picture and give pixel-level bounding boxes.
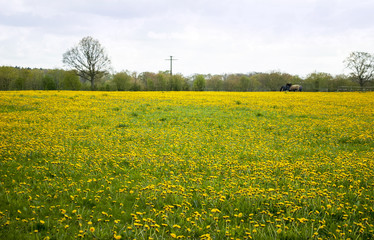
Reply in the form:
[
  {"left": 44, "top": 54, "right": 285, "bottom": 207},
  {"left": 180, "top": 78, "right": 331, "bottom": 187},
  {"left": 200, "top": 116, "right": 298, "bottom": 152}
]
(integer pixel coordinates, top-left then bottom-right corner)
[{"left": 165, "top": 56, "right": 178, "bottom": 76}]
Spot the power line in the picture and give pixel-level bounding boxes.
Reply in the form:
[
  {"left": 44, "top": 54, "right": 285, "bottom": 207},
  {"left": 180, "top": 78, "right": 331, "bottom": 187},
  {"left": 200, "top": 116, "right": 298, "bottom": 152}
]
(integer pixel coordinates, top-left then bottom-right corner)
[{"left": 165, "top": 56, "right": 178, "bottom": 76}]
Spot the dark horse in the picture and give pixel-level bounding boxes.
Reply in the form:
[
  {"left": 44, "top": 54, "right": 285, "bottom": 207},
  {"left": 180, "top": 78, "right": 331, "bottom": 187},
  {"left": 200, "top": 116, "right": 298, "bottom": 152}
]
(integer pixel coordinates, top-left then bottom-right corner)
[
  {"left": 280, "top": 85, "right": 288, "bottom": 91},
  {"left": 280, "top": 83, "right": 302, "bottom": 91}
]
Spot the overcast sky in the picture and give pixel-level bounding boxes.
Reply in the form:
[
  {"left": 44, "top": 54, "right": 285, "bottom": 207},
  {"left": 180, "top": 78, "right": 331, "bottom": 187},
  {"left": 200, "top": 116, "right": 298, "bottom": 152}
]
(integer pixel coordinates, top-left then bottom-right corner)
[{"left": 1, "top": 0, "right": 374, "bottom": 77}]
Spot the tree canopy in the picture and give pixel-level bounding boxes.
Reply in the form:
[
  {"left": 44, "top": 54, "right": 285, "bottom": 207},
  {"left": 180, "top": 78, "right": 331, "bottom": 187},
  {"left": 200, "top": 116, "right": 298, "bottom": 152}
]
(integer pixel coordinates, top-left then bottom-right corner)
[
  {"left": 2, "top": 51, "right": 374, "bottom": 91},
  {"left": 63, "top": 36, "right": 111, "bottom": 90},
  {"left": 344, "top": 51, "right": 374, "bottom": 87}
]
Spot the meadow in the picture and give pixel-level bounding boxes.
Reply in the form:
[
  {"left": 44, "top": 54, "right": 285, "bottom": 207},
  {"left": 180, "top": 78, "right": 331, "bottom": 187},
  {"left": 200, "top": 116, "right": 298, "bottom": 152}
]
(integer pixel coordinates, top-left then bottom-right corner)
[{"left": 0, "top": 91, "right": 373, "bottom": 240}]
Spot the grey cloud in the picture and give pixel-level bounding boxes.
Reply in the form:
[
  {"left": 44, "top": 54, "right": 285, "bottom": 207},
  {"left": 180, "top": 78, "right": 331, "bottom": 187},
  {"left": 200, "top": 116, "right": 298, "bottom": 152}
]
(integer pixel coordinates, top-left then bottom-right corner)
[{"left": 1, "top": 0, "right": 374, "bottom": 75}]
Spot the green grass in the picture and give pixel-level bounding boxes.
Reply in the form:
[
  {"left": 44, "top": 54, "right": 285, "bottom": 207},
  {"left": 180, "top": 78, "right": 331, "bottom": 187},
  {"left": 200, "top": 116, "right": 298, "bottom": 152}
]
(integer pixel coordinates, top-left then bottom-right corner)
[{"left": 0, "top": 91, "right": 373, "bottom": 239}]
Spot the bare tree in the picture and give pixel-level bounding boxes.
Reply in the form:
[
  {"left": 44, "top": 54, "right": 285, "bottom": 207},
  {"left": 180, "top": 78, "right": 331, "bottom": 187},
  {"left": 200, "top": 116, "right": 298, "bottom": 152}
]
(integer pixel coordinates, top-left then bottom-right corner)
[
  {"left": 344, "top": 51, "right": 374, "bottom": 87},
  {"left": 63, "top": 36, "right": 111, "bottom": 90}
]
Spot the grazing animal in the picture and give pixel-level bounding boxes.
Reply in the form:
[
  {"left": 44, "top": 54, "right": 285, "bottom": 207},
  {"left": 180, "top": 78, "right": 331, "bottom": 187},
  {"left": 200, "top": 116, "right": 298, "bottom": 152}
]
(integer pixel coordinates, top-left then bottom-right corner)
[
  {"left": 280, "top": 83, "right": 302, "bottom": 92},
  {"left": 289, "top": 84, "right": 302, "bottom": 91},
  {"left": 280, "top": 83, "right": 292, "bottom": 91},
  {"left": 280, "top": 85, "right": 288, "bottom": 91}
]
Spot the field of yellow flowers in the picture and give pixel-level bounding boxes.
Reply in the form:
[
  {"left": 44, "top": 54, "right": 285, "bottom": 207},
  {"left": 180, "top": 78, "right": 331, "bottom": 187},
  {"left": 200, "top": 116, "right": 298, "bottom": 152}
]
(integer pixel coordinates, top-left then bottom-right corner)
[{"left": 0, "top": 91, "right": 373, "bottom": 239}]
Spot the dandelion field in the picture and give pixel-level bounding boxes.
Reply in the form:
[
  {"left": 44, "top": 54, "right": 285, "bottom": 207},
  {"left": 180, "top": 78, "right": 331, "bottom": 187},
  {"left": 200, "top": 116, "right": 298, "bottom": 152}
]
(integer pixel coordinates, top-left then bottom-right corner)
[{"left": 0, "top": 91, "right": 373, "bottom": 240}]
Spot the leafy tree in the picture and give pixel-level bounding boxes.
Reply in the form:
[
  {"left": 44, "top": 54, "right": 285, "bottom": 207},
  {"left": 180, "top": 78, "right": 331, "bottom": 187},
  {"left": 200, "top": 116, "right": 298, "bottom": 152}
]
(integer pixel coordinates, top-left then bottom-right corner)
[
  {"left": 129, "top": 72, "right": 143, "bottom": 91},
  {"left": 25, "top": 69, "right": 44, "bottom": 90},
  {"left": 42, "top": 75, "right": 57, "bottom": 90},
  {"left": 62, "top": 70, "right": 81, "bottom": 90},
  {"left": 247, "top": 76, "right": 261, "bottom": 91},
  {"left": 344, "top": 51, "right": 374, "bottom": 87},
  {"left": 223, "top": 74, "right": 241, "bottom": 91},
  {"left": 0, "top": 66, "right": 18, "bottom": 90},
  {"left": 206, "top": 75, "right": 223, "bottom": 91},
  {"left": 181, "top": 76, "right": 191, "bottom": 91},
  {"left": 304, "top": 72, "right": 333, "bottom": 91},
  {"left": 193, "top": 75, "right": 206, "bottom": 91},
  {"left": 47, "top": 69, "right": 66, "bottom": 90},
  {"left": 238, "top": 76, "right": 250, "bottom": 91},
  {"left": 168, "top": 74, "right": 186, "bottom": 91},
  {"left": 11, "top": 77, "right": 26, "bottom": 90},
  {"left": 63, "top": 36, "right": 111, "bottom": 90},
  {"left": 139, "top": 72, "right": 157, "bottom": 91},
  {"left": 10, "top": 68, "right": 30, "bottom": 90},
  {"left": 113, "top": 71, "right": 132, "bottom": 91},
  {"left": 155, "top": 71, "right": 169, "bottom": 91},
  {"left": 329, "top": 74, "right": 356, "bottom": 91},
  {"left": 268, "top": 72, "right": 294, "bottom": 91}
]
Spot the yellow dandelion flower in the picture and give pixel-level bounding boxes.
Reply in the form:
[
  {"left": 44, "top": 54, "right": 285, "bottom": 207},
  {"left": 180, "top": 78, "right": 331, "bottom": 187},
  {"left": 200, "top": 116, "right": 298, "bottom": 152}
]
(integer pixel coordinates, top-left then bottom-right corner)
[
  {"left": 211, "top": 208, "right": 221, "bottom": 213},
  {"left": 170, "top": 233, "right": 177, "bottom": 238},
  {"left": 113, "top": 234, "right": 122, "bottom": 239},
  {"left": 173, "top": 224, "right": 181, "bottom": 229}
]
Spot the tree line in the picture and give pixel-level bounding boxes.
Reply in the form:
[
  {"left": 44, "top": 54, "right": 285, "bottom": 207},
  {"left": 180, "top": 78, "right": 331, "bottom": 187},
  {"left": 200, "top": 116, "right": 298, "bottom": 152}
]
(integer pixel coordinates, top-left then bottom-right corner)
[
  {"left": 0, "top": 66, "right": 368, "bottom": 92},
  {"left": 1, "top": 36, "right": 373, "bottom": 92}
]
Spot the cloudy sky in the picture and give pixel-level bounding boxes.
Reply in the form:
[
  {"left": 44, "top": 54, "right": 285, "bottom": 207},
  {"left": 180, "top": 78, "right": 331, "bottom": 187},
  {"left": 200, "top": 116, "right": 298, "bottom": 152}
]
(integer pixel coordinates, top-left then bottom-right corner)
[{"left": 1, "top": 0, "right": 374, "bottom": 77}]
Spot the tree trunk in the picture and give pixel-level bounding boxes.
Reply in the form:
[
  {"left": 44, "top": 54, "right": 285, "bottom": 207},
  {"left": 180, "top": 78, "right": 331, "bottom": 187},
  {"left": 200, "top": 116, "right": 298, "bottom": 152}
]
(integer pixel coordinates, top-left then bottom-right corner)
[
  {"left": 90, "top": 76, "right": 95, "bottom": 90},
  {"left": 358, "top": 77, "right": 365, "bottom": 87}
]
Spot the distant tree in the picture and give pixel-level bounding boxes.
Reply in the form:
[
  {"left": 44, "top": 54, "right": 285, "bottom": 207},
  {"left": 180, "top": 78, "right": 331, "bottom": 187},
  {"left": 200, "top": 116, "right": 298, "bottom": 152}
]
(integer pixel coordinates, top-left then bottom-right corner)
[
  {"left": 63, "top": 36, "right": 111, "bottom": 90},
  {"left": 62, "top": 70, "right": 81, "bottom": 90},
  {"left": 25, "top": 69, "right": 44, "bottom": 90},
  {"left": 193, "top": 75, "right": 206, "bottom": 91},
  {"left": 344, "top": 51, "right": 374, "bottom": 87},
  {"left": 47, "top": 69, "right": 65, "bottom": 90},
  {"left": 304, "top": 72, "right": 333, "bottom": 91},
  {"left": 181, "top": 76, "right": 191, "bottom": 91},
  {"left": 11, "top": 77, "right": 26, "bottom": 90},
  {"left": 113, "top": 71, "right": 132, "bottom": 91},
  {"left": 0, "top": 66, "right": 18, "bottom": 90},
  {"left": 155, "top": 71, "right": 169, "bottom": 91},
  {"left": 129, "top": 72, "right": 143, "bottom": 91},
  {"left": 206, "top": 75, "right": 223, "bottom": 91},
  {"left": 269, "top": 72, "right": 294, "bottom": 91},
  {"left": 329, "top": 74, "right": 356, "bottom": 91},
  {"left": 168, "top": 74, "right": 186, "bottom": 91},
  {"left": 223, "top": 74, "right": 241, "bottom": 91},
  {"left": 247, "top": 76, "right": 261, "bottom": 91},
  {"left": 254, "top": 72, "right": 283, "bottom": 91},
  {"left": 139, "top": 72, "right": 156, "bottom": 91},
  {"left": 10, "top": 68, "right": 30, "bottom": 90},
  {"left": 96, "top": 74, "right": 113, "bottom": 91},
  {"left": 42, "top": 75, "right": 57, "bottom": 90},
  {"left": 239, "top": 76, "right": 251, "bottom": 91}
]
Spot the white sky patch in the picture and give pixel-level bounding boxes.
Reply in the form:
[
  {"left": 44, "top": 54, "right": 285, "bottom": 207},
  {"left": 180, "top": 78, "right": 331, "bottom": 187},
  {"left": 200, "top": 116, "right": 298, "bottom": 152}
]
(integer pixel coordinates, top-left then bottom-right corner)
[{"left": 1, "top": 0, "right": 374, "bottom": 76}]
